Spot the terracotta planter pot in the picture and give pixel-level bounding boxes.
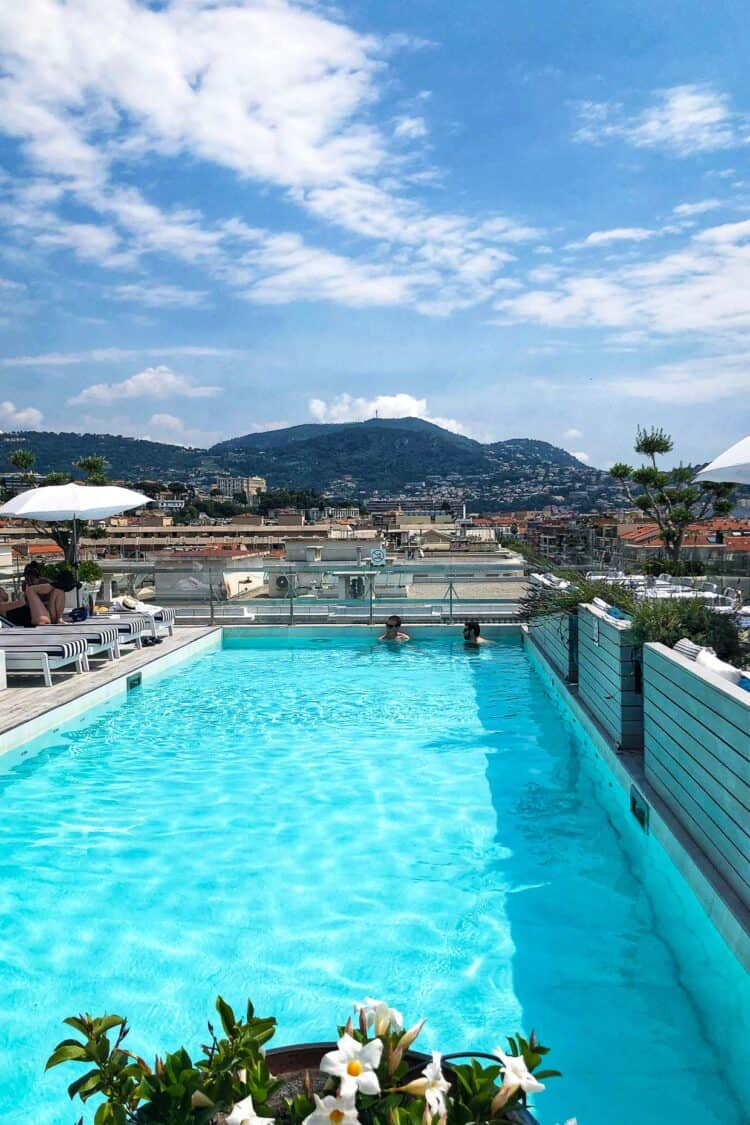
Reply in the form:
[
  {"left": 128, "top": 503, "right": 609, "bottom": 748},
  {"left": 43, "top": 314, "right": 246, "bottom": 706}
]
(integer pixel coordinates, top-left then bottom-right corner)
[{"left": 264, "top": 1044, "right": 540, "bottom": 1125}]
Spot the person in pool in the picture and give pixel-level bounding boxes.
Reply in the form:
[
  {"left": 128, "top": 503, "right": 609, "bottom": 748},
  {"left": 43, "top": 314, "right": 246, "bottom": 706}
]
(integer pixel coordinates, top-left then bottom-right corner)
[
  {"left": 379, "top": 614, "right": 410, "bottom": 642},
  {"left": 463, "top": 619, "right": 488, "bottom": 646}
]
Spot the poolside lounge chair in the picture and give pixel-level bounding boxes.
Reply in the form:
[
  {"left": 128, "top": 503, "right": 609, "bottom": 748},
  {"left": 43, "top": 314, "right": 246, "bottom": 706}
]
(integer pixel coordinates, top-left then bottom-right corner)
[
  {"left": 107, "top": 603, "right": 176, "bottom": 640},
  {"left": 1, "top": 618, "right": 121, "bottom": 662},
  {"left": 66, "top": 613, "right": 148, "bottom": 650},
  {"left": 0, "top": 633, "right": 89, "bottom": 686}
]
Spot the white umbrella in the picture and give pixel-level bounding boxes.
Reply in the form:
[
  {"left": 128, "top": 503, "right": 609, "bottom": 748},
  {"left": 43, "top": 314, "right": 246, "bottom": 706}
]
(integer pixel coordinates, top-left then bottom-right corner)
[
  {"left": 0, "top": 484, "right": 151, "bottom": 605},
  {"left": 693, "top": 435, "right": 750, "bottom": 485}
]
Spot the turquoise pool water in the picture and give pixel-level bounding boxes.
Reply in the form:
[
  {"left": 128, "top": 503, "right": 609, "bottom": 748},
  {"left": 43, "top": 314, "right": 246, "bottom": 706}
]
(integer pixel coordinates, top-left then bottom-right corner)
[{"left": 0, "top": 634, "right": 747, "bottom": 1123}]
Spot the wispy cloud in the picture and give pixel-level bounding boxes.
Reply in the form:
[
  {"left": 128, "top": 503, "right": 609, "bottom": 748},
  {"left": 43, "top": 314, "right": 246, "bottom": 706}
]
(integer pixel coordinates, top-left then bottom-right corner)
[
  {"left": 673, "top": 199, "right": 722, "bottom": 216},
  {"left": 610, "top": 354, "right": 750, "bottom": 403},
  {"left": 113, "top": 283, "right": 209, "bottom": 308},
  {"left": 393, "top": 115, "right": 428, "bottom": 139},
  {"left": 574, "top": 85, "right": 748, "bottom": 156},
  {"left": 0, "top": 0, "right": 539, "bottom": 317},
  {"left": 497, "top": 213, "right": 750, "bottom": 338},
  {"left": 0, "top": 346, "right": 237, "bottom": 368},
  {"left": 571, "top": 227, "right": 656, "bottom": 248}
]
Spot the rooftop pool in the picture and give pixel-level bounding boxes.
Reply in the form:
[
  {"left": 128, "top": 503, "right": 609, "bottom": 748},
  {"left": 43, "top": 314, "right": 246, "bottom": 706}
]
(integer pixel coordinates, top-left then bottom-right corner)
[{"left": 1, "top": 633, "right": 748, "bottom": 1123}]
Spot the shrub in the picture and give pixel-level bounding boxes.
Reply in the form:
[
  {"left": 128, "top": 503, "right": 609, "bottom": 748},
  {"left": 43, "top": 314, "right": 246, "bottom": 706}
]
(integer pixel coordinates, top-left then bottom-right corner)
[
  {"left": 46, "top": 996, "right": 560, "bottom": 1125},
  {"left": 41, "top": 560, "right": 102, "bottom": 584},
  {"left": 642, "top": 558, "right": 704, "bottom": 577},
  {"left": 519, "top": 577, "right": 637, "bottom": 622},
  {"left": 630, "top": 599, "right": 742, "bottom": 664}
]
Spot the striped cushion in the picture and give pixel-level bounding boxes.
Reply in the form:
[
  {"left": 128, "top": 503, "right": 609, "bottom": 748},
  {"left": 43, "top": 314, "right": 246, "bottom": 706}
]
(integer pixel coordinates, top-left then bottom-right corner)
[
  {"left": 673, "top": 637, "right": 703, "bottom": 661},
  {"left": 0, "top": 635, "right": 87, "bottom": 659}
]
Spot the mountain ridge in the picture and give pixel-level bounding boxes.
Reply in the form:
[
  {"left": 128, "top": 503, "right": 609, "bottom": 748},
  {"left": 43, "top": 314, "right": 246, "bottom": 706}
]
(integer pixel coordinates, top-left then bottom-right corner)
[{"left": 0, "top": 418, "right": 615, "bottom": 511}]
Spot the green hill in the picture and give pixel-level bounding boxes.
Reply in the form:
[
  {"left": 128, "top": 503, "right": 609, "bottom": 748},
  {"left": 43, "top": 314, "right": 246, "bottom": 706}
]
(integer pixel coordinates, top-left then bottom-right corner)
[{"left": 0, "top": 418, "right": 616, "bottom": 510}]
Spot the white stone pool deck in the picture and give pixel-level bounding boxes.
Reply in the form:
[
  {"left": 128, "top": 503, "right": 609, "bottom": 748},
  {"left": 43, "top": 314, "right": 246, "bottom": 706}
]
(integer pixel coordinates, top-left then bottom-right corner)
[{"left": 0, "top": 627, "right": 221, "bottom": 743}]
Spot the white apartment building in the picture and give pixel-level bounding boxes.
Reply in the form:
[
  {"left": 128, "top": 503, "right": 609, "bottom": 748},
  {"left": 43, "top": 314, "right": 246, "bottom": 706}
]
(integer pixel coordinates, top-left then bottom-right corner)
[{"left": 214, "top": 475, "right": 267, "bottom": 502}]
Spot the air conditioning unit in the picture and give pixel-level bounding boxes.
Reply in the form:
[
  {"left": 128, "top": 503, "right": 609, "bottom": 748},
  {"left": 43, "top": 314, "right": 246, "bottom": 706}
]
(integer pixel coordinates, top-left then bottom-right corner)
[{"left": 270, "top": 573, "right": 292, "bottom": 595}]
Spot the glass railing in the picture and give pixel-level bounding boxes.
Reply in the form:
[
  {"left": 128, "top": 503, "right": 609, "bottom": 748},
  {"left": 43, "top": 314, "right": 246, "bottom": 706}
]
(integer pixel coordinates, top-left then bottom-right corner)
[{"left": 58, "top": 559, "right": 526, "bottom": 625}]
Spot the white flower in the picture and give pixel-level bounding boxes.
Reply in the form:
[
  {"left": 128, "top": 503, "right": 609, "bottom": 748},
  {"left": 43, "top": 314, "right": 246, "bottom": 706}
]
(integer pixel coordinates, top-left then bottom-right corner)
[
  {"left": 302, "top": 1093, "right": 360, "bottom": 1125},
  {"left": 493, "top": 1048, "right": 545, "bottom": 1096},
  {"left": 226, "top": 1094, "right": 272, "bottom": 1125},
  {"left": 320, "top": 1033, "right": 383, "bottom": 1097},
  {"left": 353, "top": 997, "right": 403, "bottom": 1036},
  {"left": 398, "top": 1051, "right": 451, "bottom": 1116}
]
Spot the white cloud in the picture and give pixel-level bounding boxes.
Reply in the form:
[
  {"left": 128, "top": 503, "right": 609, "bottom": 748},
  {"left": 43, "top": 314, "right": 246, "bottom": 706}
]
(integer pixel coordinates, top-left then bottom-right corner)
[
  {"left": 113, "top": 283, "right": 208, "bottom": 308},
  {"left": 0, "top": 0, "right": 539, "bottom": 317},
  {"left": 0, "top": 346, "right": 237, "bottom": 367},
  {"left": 611, "top": 354, "right": 750, "bottom": 403},
  {"left": 308, "top": 392, "right": 474, "bottom": 436},
  {"left": 527, "top": 265, "right": 562, "bottom": 283},
  {"left": 497, "top": 212, "right": 750, "bottom": 338},
  {"left": 147, "top": 412, "right": 184, "bottom": 433},
  {"left": 673, "top": 199, "right": 722, "bottom": 216},
  {"left": 564, "top": 427, "right": 583, "bottom": 439},
  {"left": 693, "top": 217, "right": 750, "bottom": 244},
  {"left": 0, "top": 400, "right": 43, "bottom": 428},
  {"left": 569, "top": 450, "right": 590, "bottom": 463},
  {"left": 500, "top": 277, "right": 633, "bottom": 327},
  {"left": 240, "top": 234, "right": 417, "bottom": 307},
  {"left": 68, "top": 365, "right": 221, "bottom": 405},
  {"left": 577, "top": 227, "right": 656, "bottom": 246},
  {"left": 34, "top": 221, "right": 129, "bottom": 266},
  {"left": 574, "top": 85, "right": 746, "bottom": 156},
  {"left": 393, "top": 115, "right": 427, "bottom": 139}
]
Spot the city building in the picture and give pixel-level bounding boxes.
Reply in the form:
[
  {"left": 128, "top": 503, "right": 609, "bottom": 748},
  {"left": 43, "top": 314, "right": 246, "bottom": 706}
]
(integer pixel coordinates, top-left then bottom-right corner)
[{"left": 213, "top": 475, "right": 267, "bottom": 503}]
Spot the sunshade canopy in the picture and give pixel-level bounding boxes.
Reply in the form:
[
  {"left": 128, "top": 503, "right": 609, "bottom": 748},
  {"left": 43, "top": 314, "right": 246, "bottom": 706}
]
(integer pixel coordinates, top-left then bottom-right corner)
[
  {"left": 0, "top": 483, "right": 151, "bottom": 521},
  {"left": 693, "top": 435, "right": 750, "bottom": 485}
]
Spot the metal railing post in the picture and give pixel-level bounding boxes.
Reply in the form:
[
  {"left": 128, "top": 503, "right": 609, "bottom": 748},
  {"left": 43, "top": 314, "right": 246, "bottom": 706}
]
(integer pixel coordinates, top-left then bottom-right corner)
[
  {"left": 289, "top": 574, "right": 294, "bottom": 626},
  {"left": 208, "top": 566, "right": 215, "bottom": 624},
  {"left": 449, "top": 580, "right": 454, "bottom": 623},
  {"left": 369, "top": 572, "right": 374, "bottom": 625}
]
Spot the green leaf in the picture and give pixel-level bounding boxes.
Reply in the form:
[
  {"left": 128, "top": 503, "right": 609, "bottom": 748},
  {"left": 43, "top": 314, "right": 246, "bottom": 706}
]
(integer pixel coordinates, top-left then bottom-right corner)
[
  {"left": 67, "top": 1069, "right": 103, "bottom": 1100},
  {"left": 216, "top": 996, "right": 237, "bottom": 1037},
  {"left": 46, "top": 1043, "right": 89, "bottom": 1070}
]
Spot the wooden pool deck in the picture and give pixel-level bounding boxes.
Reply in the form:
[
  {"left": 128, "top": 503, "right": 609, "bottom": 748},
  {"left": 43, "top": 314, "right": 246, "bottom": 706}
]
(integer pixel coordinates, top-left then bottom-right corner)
[{"left": 0, "top": 626, "right": 219, "bottom": 738}]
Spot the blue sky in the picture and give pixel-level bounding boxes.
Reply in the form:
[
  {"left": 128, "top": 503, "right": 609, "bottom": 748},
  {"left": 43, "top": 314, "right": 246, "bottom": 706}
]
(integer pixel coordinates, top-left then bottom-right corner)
[{"left": 1, "top": 0, "right": 749, "bottom": 468}]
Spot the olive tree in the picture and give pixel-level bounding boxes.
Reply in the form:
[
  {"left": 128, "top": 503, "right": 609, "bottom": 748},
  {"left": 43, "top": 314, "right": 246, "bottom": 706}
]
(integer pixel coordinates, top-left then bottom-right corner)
[{"left": 610, "top": 427, "right": 734, "bottom": 564}]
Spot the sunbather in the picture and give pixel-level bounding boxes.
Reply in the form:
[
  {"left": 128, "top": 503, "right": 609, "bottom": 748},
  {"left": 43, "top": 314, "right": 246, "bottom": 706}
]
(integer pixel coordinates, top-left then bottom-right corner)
[
  {"left": 0, "top": 582, "right": 64, "bottom": 626},
  {"left": 23, "top": 563, "right": 66, "bottom": 624}
]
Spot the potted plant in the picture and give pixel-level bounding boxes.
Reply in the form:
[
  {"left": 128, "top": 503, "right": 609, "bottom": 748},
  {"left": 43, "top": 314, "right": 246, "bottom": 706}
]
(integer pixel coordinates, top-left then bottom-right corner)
[{"left": 46, "top": 996, "right": 571, "bottom": 1125}]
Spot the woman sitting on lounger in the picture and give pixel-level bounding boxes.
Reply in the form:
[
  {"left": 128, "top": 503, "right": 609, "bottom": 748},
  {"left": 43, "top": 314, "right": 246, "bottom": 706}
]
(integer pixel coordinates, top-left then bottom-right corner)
[{"left": 0, "top": 572, "right": 65, "bottom": 627}]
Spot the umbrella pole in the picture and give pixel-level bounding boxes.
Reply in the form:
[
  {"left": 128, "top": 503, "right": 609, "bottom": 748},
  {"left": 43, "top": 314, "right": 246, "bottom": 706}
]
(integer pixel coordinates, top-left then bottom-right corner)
[{"left": 73, "top": 515, "right": 80, "bottom": 608}]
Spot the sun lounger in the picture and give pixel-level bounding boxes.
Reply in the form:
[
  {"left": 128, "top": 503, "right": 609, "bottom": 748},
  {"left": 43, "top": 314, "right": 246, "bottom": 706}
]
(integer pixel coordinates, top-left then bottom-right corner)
[
  {"left": 0, "top": 634, "right": 89, "bottom": 686},
  {"left": 71, "top": 614, "right": 148, "bottom": 649},
  {"left": 107, "top": 605, "right": 175, "bottom": 639},
  {"left": 1, "top": 619, "right": 121, "bottom": 662}
]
